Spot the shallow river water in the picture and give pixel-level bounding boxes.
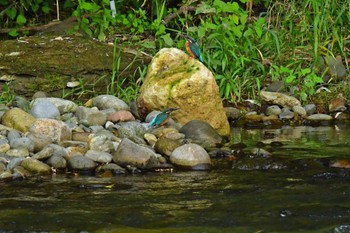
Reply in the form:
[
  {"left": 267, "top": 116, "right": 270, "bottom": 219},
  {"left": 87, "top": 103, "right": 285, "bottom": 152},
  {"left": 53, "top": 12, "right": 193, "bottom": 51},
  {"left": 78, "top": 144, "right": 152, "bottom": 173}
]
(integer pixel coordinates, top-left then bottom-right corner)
[{"left": 1, "top": 125, "right": 350, "bottom": 233}]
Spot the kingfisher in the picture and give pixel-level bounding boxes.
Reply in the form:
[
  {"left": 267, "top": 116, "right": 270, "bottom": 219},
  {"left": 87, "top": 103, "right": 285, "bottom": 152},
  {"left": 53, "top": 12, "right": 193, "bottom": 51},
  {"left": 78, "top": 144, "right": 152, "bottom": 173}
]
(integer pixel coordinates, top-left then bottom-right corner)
[
  {"left": 179, "top": 34, "right": 203, "bottom": 62},
  {"left": 148, "top": 108, "right": 180, "bottom": 128}
]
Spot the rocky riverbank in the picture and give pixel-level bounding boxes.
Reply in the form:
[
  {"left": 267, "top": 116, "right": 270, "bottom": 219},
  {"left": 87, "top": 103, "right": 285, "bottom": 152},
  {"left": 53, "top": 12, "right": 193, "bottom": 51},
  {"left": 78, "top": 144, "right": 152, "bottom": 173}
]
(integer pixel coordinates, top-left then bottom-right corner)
[{"left": 0, "top": 88, "right": 349, "bottom": 181}]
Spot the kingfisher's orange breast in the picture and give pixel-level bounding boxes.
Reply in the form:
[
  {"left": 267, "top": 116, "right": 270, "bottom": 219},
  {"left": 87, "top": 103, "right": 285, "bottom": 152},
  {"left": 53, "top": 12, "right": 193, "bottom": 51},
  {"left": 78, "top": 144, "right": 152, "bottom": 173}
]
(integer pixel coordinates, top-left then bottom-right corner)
[{"left": 185, "top": 41, "right": 196, "bottom": 58}]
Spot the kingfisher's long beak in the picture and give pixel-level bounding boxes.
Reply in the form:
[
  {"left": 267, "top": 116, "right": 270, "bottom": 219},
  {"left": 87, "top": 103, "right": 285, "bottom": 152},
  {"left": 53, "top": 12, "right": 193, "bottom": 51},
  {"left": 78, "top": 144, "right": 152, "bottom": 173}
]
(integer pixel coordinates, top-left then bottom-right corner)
[{"left": 169, "top": 107, "right": 180, "bottom": 112}]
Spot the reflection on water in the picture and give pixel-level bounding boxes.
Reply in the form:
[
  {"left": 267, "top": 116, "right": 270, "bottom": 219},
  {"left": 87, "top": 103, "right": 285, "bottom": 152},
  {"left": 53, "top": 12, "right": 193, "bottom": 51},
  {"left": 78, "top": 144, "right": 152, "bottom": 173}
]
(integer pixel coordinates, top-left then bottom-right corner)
[{"left": 1, "top": 126, "right": 350, "bottom": 232}]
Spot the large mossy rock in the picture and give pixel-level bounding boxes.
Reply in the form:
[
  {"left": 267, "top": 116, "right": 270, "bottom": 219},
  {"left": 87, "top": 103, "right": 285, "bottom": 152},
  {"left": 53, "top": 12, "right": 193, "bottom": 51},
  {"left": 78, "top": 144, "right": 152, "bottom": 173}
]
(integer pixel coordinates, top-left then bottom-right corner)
[
  {"left": 0, "top": 34, "right": 150, "bottom": 98},
  {"left": 137, "top": 48, "right": 230, "bottom": 137}
]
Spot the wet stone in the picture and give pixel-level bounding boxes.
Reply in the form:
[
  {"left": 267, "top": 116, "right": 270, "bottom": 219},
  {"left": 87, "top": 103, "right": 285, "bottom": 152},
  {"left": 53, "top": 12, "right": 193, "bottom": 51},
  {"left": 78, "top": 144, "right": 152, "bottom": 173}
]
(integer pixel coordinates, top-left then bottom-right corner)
[
  {"left": 113, "top": 138, "right": 160, "bottom": 170},
  {"left": 307, "top": 114, "right": 333, "bottom": 121},
  {"left": 292, "top": 105, "right": 307, "bottom": 118},
  {"left": 279, "top": 108, "right": 294, "bottom": 120},
  {"left": 155, "top": 137, "right": 182, "bottom": 157},
  {"left": 21, "top": 157, "right": 51, "bottom": 174},
  {"left": 46, "top": 155, "right": 67, "bottom": 169},
  {"left": 7, "top": 157, "right": 25, "bottom": 170},
  {"left": 179, "top": 120, "right": 224, "bottom": 150},
  {"left": 13, "top": 166, "right": 32, "bottom": 178},
  {"left": 85, "top": 150, "right": 113, "bottom": 163},
  {"left": 96, "top": 163, "right": 126, "bottom": 175},
  {"left": 304, "top": 104, "right": 316, "bottom": 115},
  {"left": 68, "top": 155, "right": 97, "bottom": 172},
  {"left": 225, "top": 107, "right": 241, "bottom": 120},
  {"left": 0, "top": 170, "right": 12, "bottom": 180},
  {"left": 6, "top": 148, "right": 30, "bottom": 157},
  {"left": 266, "top": 105, "right": 282, "bottom": 116},
  {"left": 170, "top": 143, "right": 212, "bottom": 170}
]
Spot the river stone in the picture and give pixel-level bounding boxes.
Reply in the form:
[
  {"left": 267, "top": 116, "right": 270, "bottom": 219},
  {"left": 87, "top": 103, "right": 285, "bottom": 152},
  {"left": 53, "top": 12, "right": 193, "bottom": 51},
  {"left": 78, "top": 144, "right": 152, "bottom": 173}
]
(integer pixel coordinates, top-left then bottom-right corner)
[
  {"left": 137, "top": 48, "right": 230, "bottom": 137},
  {"left": 144, "top": 133, "right": 157, "bottom": 147},
  {"left": 179, "top": 120, "right": 224, "bottom": 150},
  {"left": 2, "top": 108, "right": 36, "bottom": 132},
  {"left": 0, "top": 170, "right": 13, "bottom": 180},
  {"left": 29, "top": 119, "right": 72, "bottom": 143},
  {"left": 292, "top": 105, "right": 307, "bottom": 118},
  {"left": 97, "top": 163, "right": 126, "bottom": 174},
  {"left": 92, "top": 95, "right": 130, "bottom": 111},
  {"left": 107, "top": 110, "right": 135, "bottom": 122},
  {"left": 30, "top": 97, "right": 78, "bottom": 114},
  {"left": 85, "top": 150, "right": 112, "bottom": 163},
  {"left": 46, "top": 155, "right": 67, "bottom": 169},
  {"left": 225, "top": 107, "right": 241, "bottom": 120},
  {"left": 88, "top": 132, "right": 115, "bottom": 153},
  {"left": 9, "top": 137, "right": 35, "bottom": 152},
  {"left": 279, "top": 108, "right": 294, "bottom": 120},
  {"left": 0, "top": 162, "right": 5, "bottom": 173},
  {"left": 30, "top": 100, "right": 60, "bottom": 119},
  {"left": 75, "top": 106, "right": 107, "bottom": 126},
  {"left": 7, "top": 130, "right": 21, "bottom": 143},
  {"left": 32, "top": 146, "right": 55, "bottom": 160},
  {"left": 45, "top": 144, "right": 69, "bottom": 160},
  {"left": 260, "top": 91, "right": 301, "bottom": 109},
  {"left": 27, "top": 133, "right": 53, "bottom": 152},
  {"left": 116, "top": 121, "right": 147, "bottom": 145},
  {"left": 13, "top": 166, "right": 33, "bottom": 179},
  {"left": 170, "top": 143, "right": 212, "bottom": 170},
  {"left": 7, "top": 157, "right": 25, "bottom": 170},
  {"left": 306, "top": 114, "right": 333, "bottom": 121},
  {"left": 112, "top": 138, "right": 160, "bottom": 170},
  {"left": 21, "top": 157, "right": 51, "bottom": 174},
  {"left": 319, "top": 56, "right": 347, "bottom": 82},
  {"left": 6, "top": 148, "right": 30, "bottom": 157},
  {"left": 0, "top": 139, "right": 10, "bottom": 153},
  {"left": 68, "top": 155, "right": 97, "bottom": 172},
  {"left": 304, "top": 104, "right": 316, "bottom": 115},
  {"left": 154, "top": 137, "right": 182, "bottom": 157},
  {"left": 266, "top": 105, "right": 282, "bottom": 116}
]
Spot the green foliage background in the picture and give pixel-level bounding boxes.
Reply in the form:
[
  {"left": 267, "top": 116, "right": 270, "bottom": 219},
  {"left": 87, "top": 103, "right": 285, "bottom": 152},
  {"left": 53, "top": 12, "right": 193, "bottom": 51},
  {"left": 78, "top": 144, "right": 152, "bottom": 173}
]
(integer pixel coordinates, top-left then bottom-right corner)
[{"left": 0, "top": 0, "right": 349, "bottom": 104}]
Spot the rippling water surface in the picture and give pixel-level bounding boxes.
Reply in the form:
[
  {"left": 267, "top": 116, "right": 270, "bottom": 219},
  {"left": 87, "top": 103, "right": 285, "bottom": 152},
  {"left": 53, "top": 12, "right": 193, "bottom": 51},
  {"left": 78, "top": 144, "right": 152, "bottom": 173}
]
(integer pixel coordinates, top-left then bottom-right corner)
[{"left": 1, "top": 125, "right": 350, "bottom": 233}]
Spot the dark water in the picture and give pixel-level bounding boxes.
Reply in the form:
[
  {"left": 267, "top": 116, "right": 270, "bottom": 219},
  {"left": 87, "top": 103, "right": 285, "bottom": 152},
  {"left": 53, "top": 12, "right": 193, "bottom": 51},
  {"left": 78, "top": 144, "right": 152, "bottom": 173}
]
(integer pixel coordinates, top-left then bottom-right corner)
[{"left": 1, "top": 125, "right": 350, "bottom": 233}]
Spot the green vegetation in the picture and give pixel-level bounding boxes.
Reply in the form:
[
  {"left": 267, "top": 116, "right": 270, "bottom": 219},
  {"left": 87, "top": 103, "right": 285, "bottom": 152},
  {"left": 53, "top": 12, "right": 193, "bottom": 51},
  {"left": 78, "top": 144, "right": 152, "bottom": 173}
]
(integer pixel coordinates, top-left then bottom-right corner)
[{"left": 0, "top": 0, "right": 348, "bottom": 104}]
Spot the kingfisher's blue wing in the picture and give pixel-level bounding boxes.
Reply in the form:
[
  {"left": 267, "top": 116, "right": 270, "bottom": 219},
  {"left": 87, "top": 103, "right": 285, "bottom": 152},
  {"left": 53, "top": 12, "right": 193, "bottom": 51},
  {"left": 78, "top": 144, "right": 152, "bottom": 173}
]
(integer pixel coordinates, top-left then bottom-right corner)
[{"left": 189, "top": 42, "right": 203, "bottom": 62}]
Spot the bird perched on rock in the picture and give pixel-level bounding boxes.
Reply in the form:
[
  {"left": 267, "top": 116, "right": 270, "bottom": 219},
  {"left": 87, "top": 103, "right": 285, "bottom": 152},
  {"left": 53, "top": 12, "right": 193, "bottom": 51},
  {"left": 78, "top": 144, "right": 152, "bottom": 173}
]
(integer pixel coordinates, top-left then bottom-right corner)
[
  {"left": 179, "top": 34, "right": 203, "bottom": 62},
  {"left": 148, "top": 108, "right": 180, "bottom": 128}
]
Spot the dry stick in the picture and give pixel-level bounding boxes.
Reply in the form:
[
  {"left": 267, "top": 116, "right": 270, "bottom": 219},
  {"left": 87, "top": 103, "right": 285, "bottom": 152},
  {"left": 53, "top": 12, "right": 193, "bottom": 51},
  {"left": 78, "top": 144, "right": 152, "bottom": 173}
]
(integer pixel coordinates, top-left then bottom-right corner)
[{"left": 162, "top": 5, "right": 196, "bottom": 25}]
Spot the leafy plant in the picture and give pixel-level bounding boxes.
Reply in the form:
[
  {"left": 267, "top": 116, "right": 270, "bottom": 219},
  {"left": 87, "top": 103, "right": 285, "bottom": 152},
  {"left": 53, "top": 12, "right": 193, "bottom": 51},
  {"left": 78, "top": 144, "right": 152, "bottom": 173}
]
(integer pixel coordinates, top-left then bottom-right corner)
[
  {"left": 0, "top": 82, "right": 15, "bottom": 104},
  {"left": 270, "top": 65, "right": 324, "bottom": 102},
  {"left": 72, "top": 0, "right": 115, "bottom": 41},
  {"left": 0, "top": 0, "right": 54, "bottom": 36}
]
